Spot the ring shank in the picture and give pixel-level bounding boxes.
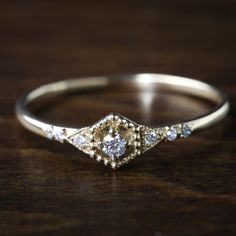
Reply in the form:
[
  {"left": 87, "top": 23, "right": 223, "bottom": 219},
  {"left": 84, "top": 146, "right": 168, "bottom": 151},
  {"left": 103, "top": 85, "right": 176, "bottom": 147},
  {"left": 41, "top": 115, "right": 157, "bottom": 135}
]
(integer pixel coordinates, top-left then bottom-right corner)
[{"left": 15, "top": 74, "right": 230, "bottom": 138}]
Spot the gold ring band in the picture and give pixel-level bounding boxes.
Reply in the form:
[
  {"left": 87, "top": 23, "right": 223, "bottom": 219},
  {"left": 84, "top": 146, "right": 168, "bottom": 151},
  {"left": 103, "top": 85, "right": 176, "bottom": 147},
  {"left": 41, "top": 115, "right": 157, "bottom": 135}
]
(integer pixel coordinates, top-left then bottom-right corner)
[{"left": 15, "top": 74, "right": 230, "bottom": 169}]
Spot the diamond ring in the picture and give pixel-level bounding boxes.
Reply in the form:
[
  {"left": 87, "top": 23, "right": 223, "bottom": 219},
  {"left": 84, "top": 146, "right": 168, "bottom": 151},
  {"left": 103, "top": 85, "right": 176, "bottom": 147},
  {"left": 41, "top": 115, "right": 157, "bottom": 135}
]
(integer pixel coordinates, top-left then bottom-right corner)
[{"left": 15, "top": 74, "right": 229, "bottom": 169}]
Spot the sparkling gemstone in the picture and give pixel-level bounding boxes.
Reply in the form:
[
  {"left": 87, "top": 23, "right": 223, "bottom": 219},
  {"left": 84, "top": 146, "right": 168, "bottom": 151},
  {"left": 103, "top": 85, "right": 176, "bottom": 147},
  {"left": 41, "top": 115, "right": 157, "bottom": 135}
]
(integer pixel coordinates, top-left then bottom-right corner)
[
  {"left": 145, "top": 131, "right": 158, "bottom": 145},
  {"left": 102, "top": 133, "right": 126, "bottom": 158},
  {"left": 181, "top": 124, "right": 192, "bottom": 138},
  {"left": 166, "top": 127, "right": 177, "bottom": 141},
  {"left": 74, "top": 134, "right": 86, "bottom": 147},
  {"left": 45, "top": 126, "right": 53, "bottom": 139},
  {"left": 53, "top": 128, "right": 65, "bottom": 142}
]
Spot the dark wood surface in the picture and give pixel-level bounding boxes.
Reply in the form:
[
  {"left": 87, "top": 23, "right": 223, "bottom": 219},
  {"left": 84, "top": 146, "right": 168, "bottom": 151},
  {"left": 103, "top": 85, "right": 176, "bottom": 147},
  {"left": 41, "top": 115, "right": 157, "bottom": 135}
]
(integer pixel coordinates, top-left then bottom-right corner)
[{"left": 0, "top": 1, "right": 235, "bottom": 235}]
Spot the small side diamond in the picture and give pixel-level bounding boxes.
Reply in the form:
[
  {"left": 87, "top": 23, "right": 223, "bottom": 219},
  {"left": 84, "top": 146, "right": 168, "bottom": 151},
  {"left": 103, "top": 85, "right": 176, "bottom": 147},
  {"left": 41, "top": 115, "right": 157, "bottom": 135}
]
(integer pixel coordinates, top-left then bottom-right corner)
[
  {"left": 73, "top": 134, "right": 87, "bottom": 147},
  {"left": 181, "top": 124, "right": 192, "bottom": 138},
  {"left": 166, "top": 127, "right": 177, "bottom": 141},
  {"left": 44, "top": 126, "right": 53, "bottom": 139},
  {"left": 145, "top": 131, "right": 158, "bottom": 145},
  {"left": 53, "top": 128, "right": 65, "bottom": 143}
]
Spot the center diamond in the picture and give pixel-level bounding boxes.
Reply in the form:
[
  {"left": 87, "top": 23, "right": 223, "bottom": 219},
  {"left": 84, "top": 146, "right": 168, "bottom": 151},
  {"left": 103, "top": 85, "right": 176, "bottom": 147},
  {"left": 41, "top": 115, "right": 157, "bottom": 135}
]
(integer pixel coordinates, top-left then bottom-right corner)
[{"left": 102, "top": 132, "right": 126, "bottom": 158}]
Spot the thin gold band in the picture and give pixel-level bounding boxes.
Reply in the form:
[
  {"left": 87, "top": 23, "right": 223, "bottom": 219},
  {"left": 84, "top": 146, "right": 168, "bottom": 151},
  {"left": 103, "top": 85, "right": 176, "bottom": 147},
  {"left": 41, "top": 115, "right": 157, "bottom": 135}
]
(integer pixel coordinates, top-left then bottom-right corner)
[{"left": 15, "top": 74, "right": 230, "bottom": 169}]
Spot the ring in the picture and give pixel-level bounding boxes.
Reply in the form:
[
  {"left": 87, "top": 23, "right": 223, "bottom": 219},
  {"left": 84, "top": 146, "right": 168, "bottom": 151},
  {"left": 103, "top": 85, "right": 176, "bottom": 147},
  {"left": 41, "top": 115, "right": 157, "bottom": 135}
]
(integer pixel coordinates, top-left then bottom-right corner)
[{"left": 15, "top": 74, "right": 230, "bottom": 169}]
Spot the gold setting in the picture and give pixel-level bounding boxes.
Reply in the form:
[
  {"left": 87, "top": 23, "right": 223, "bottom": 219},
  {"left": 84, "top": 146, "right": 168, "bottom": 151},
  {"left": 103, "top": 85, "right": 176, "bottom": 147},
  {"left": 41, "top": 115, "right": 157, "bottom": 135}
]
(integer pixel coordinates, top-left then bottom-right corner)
[
  {"left": 141, "top": 126, "right": 167, "bottom": 153},
  {"left": 16, "top": 74, "right": 229, "bottom": 170},
  {"left": 43, "top": 115, "right": 195, "bottom": 169},
  {"left": 68, "top": 113, "right": 141, "bottom": 169},
  {"left": 62, "top": 114, "right": 195, "bottom": 169}
]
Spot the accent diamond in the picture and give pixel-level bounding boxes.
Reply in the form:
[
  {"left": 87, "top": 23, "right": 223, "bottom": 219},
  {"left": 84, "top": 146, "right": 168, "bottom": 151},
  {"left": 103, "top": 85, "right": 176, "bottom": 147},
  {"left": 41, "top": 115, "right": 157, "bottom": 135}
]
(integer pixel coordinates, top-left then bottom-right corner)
[
  {"left": 68, "top": 113, "right": 141, "bottom": 168},
  {"left": 44, "top": 126, "right": 53, "bottom": 139},
  {"left": 145, "top": 131, "right": 158, "bottom": 145},
  {"left": 53, "top": 127, "right": 65, "bottom": 143},
  {"left": 181, "top": 124, "right": 192, "bottom": 138},
  {"left": 166, "top": 127, "right": 177, "bottom": 141},
  {"left": 74, "top": 134, "right": 87, "bottom": 147}
]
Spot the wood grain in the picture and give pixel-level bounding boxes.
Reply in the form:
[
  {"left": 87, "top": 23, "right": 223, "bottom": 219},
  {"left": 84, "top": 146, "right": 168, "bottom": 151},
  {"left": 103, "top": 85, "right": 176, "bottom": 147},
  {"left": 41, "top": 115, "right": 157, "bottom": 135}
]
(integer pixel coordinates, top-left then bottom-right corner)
[{"left": 0, "top": 1, "right": 235, "bottom": 235}]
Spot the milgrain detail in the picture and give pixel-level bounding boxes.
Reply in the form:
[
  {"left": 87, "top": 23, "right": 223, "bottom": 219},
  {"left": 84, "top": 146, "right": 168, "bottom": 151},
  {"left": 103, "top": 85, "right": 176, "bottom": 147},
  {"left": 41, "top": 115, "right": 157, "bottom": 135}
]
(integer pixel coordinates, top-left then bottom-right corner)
[
  {"left": 16, "top": 74, "right": 229, "bottom": 169},
  {"left": 43, "top": 113, "right": 193, "bottom": 169}
]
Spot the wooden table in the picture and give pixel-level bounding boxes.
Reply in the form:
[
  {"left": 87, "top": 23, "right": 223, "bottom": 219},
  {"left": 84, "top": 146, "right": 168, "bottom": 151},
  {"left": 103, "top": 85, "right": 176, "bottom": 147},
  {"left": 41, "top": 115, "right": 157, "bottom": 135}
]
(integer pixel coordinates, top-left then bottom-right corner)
[{"left": 0, "top": 1, "right": 235, "bottom": 235}]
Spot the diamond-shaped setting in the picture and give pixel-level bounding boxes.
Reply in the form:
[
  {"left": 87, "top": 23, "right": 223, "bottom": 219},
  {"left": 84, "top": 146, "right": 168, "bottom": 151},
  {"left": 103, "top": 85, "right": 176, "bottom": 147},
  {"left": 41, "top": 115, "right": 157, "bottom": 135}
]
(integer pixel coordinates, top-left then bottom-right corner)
[
  {"left": 141, "top": 127, "right": 166, "bottom": 153},
  {"left": 66, "top": 113, "right": 141, "bottom": 169},
  {"left": 55, "top": 115, "right": 194, "bottom": 169},
  {"left": 67, "top": 127, "right": 92, "bottom": 155},
  {"left": 89, "top": 113, "right": 141, "bottom": 169}
]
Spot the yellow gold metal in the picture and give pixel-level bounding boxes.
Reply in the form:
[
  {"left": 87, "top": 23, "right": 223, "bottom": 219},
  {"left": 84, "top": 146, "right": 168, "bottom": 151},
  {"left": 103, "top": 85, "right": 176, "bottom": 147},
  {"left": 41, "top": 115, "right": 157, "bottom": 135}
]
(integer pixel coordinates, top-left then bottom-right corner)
[{"left": 15, "top": 74, "right": 230, "bottom": 169}]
